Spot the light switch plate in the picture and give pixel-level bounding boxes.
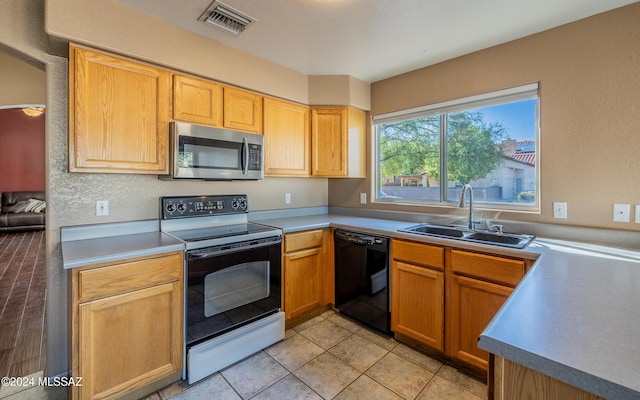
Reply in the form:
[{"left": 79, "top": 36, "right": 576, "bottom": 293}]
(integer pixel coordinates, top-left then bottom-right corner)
[
  {"left": 613, "top": 203, "right": 630, "bottom": 222},
  {"left": 553, "top": 202, "right": 567, "bottom": 219},
  {"left": 636, "top": 205, "right": 640, "bottom": 224}
]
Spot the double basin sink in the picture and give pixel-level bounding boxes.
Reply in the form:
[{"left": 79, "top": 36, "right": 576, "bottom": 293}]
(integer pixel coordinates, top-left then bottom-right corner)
[{"left": 398, "top": 223, "right": 534, "bottom": 249}]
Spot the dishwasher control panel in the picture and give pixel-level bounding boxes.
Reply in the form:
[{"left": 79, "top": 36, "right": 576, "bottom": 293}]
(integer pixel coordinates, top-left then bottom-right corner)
[{"left": 334, "top": 230, "right": 386, "bottom": 246}]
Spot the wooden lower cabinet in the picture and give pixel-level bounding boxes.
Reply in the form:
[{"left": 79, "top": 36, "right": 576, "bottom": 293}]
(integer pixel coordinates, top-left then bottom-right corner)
[
  {"left": 283, "top": 229, "right": 327, "bottom": 322},
  {"left": 70, "top": 251, "right": 183, "bottom": 400},
  {"left": 492, "top": 356, "right": 604, "bottom": 400},
  {"left": 391, "top": 240, "right": 445, "bottom": 351},
  {"left": 390, "top": 240, "right": 527, "bottom": 374},
  {"left": 448, "top": 275, "right": 513, "bottom": 370},
  {"left": 447, "top": 249, "right": 525, "bottom": 372}
]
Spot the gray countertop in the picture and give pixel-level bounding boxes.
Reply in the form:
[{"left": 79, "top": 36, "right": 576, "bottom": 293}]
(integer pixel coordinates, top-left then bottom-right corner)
[
  {"left": 478, "top": 238, "right": 640, "bottom": 400},
  {"left": 62, "top": 230, "right": 184, "bottom": 269},
  {"left": 61, "top": 213, "right": 640, "bottom": 398}
]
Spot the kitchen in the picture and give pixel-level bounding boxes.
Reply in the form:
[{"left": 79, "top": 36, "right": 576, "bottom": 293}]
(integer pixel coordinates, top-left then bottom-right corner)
[{"left": 2, "top": 0, "right": 640, "bottom": 399}]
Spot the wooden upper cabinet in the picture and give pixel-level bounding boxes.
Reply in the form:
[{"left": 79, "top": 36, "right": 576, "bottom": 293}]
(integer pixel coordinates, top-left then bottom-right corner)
[
  {"left": 263, "top": 98, "right": 310, "bottom": 176},
  {"left": 311, "top": 107, "right": 366, "bottom": 178},
  {"left": 68, "top": 45, "right": 170, "bottom": 174},
  {"left": 223, "top": 87, "right": 263, "bottom": 134},
  {"left": 172, "top": 74, "right": 223, "bottom": 127}
]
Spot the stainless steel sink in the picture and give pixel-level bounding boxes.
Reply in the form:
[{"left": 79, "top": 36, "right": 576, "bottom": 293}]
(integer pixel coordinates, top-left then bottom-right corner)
[
  {"left": 398, "top": 223, "right": 534, "bottom": 249},
  {"left": 406, "top": 225, "right": 465, "bottom": 238}
]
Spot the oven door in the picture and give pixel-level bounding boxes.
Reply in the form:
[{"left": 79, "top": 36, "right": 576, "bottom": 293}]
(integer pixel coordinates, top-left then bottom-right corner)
[{"left": 185, "top": 238, "right": 281, "bottom": 347}]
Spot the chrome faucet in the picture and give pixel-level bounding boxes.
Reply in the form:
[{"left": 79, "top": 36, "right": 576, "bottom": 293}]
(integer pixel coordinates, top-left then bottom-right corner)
[{"left": 458, "top": 184, "right": 475, "bottom": 229}]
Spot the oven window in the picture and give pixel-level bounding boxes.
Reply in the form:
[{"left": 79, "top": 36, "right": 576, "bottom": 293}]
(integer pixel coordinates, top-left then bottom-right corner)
[{"left": 204, "top": 261, "right": 270, "bottom": 317}]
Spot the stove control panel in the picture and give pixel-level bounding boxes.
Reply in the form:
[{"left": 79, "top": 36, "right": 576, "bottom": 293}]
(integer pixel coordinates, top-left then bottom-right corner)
[{"left": 161, "top": 195, "right": 249, "bottom": 219}]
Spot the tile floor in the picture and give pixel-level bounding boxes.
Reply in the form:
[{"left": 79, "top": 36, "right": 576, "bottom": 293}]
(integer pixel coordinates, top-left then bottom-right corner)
[{"left": 147, "top": 310, "right": 487, "bottom": 400}]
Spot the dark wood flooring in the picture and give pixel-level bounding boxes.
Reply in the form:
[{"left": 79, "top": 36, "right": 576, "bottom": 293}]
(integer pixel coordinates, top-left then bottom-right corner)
[{"left": 0, "top": 230, "right": 46, "bottom": 378}]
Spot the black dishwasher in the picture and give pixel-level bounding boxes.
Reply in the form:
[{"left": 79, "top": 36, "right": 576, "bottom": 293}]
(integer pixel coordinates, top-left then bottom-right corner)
[{"left": 334, "top": 229, "right": 390, "bottom": 334}]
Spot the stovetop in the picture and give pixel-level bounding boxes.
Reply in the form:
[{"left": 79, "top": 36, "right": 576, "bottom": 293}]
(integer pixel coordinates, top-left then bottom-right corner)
[
  {"left": 160, "top": 195, "right": 282, "bottom": 250},
  {"left": 168, "top": 222, "right": 275, "bottom": 242}
]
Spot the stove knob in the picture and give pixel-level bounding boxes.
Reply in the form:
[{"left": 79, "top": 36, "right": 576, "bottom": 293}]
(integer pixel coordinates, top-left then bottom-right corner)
[
  {"left": 177, "top": 202, "right": 187, "bottom": 213},
  {"left": 166, "top": 203, "right": 175, "bottom": 213},
  {"left": 239, "top": 198, "right": 248, "bottom": 210},
  {"left": 231, "top": 199, "right": 239, "bottom": 209}
]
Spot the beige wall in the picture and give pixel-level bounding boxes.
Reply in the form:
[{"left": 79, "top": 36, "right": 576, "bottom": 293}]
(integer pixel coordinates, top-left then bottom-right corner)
[
  {"left": 330, "top": 2, "right": 640, "bottom": 232},
  {"left": 0, "top": 51, "right": 45, "bottom": 106},
  {"left": 46, "top": 0, "right": 311, "bottom": 103},
  {"left": 308, "top": 75, "right": 371, "bottom": 110}
]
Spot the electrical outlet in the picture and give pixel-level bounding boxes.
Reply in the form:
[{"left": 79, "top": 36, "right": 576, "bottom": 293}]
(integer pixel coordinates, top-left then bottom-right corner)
[
  {"left": 553, "top": 202, "right": 567, "bottom": 219},
  {"left": 96, "top": 200, "right": 109, "bottom": 216},
  {"left": 613, "top": 203, "right": 630, "bottom": 222},
  {"left": 636, "top": 205, "right": 640, "bottom": 224},
  {"left": 284, "top": 193, "right": 291, "bottom": 204},
  {"left": 360, "top": 193, "right": 367, "bottom": 204}
]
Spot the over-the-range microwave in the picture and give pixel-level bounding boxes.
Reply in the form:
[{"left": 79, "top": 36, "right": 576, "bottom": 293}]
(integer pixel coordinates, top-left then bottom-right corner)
[{"left": 161, "top": 122, "right": 263, "bottom": 181}]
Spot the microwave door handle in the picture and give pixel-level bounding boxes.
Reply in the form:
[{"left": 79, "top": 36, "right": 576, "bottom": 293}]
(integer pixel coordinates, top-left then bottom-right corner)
[{"left": 241, "top": 137, "right": 249, "bottom": 175}]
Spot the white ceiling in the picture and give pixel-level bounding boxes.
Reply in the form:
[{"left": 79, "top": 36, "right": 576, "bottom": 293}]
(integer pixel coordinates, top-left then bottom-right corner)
[{"left": 114, "top": 0, "right": 637, "bottom": 83}]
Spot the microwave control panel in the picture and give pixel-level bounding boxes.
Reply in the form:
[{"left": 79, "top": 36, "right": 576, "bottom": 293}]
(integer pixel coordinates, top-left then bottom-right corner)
[
  {"left": 161, "top": 195, "right": 248, "bottom": 219},
  {"left": 248, "top": 143, "right": 262, "bottom": 170}
]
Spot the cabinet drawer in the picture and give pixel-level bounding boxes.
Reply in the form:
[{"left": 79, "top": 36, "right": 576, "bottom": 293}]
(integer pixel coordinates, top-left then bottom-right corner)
[
  {"left": 450, "top": 250, "right": 524, "bottom": 287},
  {"left": 78, "top": 252, "right": 183, "bottom": 303},
  {"left": 392, "top": 240, "right": 444, "bottom": 270},
  {"left": 284, "top": 230, "right": 324, "bottom": 253}
]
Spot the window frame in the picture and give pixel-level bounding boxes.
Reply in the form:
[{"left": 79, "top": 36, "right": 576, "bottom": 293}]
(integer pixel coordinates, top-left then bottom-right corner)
[{"left": 372, "top": 83, "right": 540, "bottom": 212}]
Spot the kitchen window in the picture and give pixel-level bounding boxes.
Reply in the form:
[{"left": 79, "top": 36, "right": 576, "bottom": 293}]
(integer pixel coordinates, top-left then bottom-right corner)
[{"left": 373, "top": 83, "right": 539, "bottom": 211}]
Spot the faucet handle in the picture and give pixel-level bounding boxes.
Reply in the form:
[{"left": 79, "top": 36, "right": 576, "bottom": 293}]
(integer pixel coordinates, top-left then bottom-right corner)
[{"left": 490, "top": 224, "right": 504, "bottom": 235}]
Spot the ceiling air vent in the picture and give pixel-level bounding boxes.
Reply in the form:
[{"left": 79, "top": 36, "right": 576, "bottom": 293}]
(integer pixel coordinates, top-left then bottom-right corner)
[{"left": 200, "top": 1, "right": 256, "bottom": 36}]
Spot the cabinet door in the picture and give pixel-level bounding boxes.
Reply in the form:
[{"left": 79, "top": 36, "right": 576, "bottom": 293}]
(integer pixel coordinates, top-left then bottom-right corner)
[
  {"left": 173, "top": 75, "right": 223, "bottom": 126},
  {"left": 284, "top": 247, "right": 323, "bottom": 321},
  {"left": 448, "top": 275, "right": 513, "bottom": 371},
  {"left": 263, "top": 98, "right": 310, "bottom": 176},
  {"left": 391, "top": 260, "right": 445, "bottom": 350},
  {"left": 78, "top": 282, "right": 182, "bottom": 400},
  {"left": 311, "top": 108, "right": 348, "bottom": 177},
  {"left": 223, "top": 87, "right": 263, "bottom": 133},
  {"left": 69, "top": 45, "right": 170, "bottom": 174}
]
